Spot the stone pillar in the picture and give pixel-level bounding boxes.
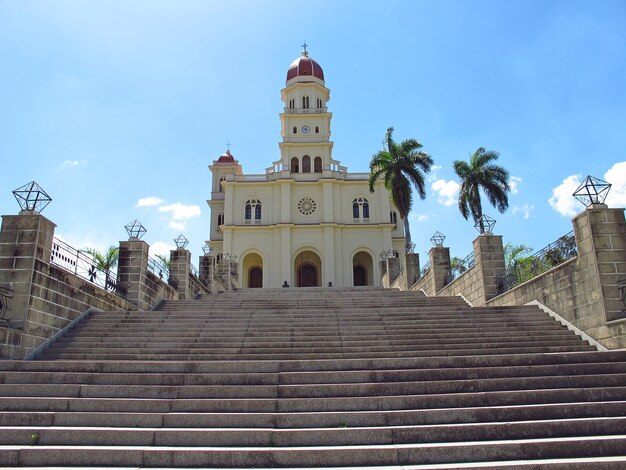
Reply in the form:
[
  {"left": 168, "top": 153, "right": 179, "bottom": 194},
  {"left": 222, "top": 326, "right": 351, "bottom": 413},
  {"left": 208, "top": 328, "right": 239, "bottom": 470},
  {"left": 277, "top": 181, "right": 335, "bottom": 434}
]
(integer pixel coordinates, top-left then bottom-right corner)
[
  {"left": 169, "top": 249, "right": 191, "bottom": 300},
  {"left": 118, "top": 239, "right": 150, "bottom": 310},
  {"left": 386, "top": 256, "right": 400, "bottom": 286},
  {"left": 473, "top": 233, "right": 505, "bottom": 302},
  {"left": 573, "top": 205, "right": 626, "bottom": 322},
  {"left": 404, "top": 252, "right": 420, "bottom": 290},
  {"left": 429, "top": 246, "right": 451, "bottom": 293},
  {"left": 0, "top": 211, "right": 56, "bottom": 329},
  {"left": 199, "top": 254, "right": 213, "bottom": 293}
]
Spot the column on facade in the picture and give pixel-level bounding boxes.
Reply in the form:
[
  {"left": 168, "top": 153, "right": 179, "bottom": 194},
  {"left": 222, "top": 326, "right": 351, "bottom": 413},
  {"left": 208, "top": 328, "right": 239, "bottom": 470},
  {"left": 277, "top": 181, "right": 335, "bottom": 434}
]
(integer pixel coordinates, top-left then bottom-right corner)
[
  {"left": 323, "top": 182, "right": 334, "bottom": 223},
  {"left": 322, "top": 225, "right": 335, "bottom": 286},
  {"left": 280, "top": 181, "right": 291, "bottom": 224},
  {"left": 280, "top": 225, "right": 292, "bottom": 285}
]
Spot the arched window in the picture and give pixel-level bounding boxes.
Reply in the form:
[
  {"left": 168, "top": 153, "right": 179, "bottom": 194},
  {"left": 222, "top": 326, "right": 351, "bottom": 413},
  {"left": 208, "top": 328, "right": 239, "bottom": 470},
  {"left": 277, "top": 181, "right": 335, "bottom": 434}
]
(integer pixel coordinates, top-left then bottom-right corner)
[
  {"left": 289, "top": 98, "right": 295, "bottom": 109},
  {"left": 314, "top": 157, "right": 322, "bottom": 172},
  {"left": 293, "top": 126, "right": 297, "bottom": 134},
  {"left": 244, "top": 199, "right": 262, "bottom": 224},
  {"left": 217, "top": 213, "right": 224, "bottom": 226},
  {"left": 302, "top": 155, "right": 311, "bottom": 173},
  {"left": 302, "top": 96, "right": 309, "bottom": 109},
  {"left": 290, "top": 157, "right": 299, "bottom": 173},
  {"left": 315, "top": 126, "right": 319, "bottom": 134},
  {"left": 352, "top": 197, "right": 370, "bottom": 222},
  {"left": 316, "top": 98, "right": 323, "bottom": 109},
  {"left": 218, "top": 176, "right": 226, "bottom": 192},
  {"left": 390, "top": 211, "right": 398, "bottom": 226}
]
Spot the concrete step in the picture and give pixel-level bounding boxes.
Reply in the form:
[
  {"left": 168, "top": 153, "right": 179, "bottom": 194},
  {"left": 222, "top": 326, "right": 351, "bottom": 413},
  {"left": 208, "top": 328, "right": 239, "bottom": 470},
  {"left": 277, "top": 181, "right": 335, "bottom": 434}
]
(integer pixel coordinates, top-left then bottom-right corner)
[{"left": 2, "top": 435, "right": 626, "bottom": 467}]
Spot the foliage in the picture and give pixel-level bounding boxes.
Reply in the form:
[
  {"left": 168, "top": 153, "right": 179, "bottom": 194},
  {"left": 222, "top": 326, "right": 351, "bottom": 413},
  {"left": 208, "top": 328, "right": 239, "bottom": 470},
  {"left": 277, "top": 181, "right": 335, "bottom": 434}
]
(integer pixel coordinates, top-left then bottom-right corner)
[
  {"left": 504, "top": 242, "right": 533, "bottom": 271},
  {"left": 453, "top": 147, "right": 510, "bottom": 233},
  {"left": 82, "top": 246, "right": 119, "bottom": 273},
  {"left": 502, "top": 234, "right": 578, "bottom": 289},
  {"left": 154, "top": 254, "right": 171, "bottom": 269},
  {"left": 450, "top": 256, "right": 468, "bottom": 277},
  {"left": 368, "top": 127, "right": 433, "bottom": 247}
]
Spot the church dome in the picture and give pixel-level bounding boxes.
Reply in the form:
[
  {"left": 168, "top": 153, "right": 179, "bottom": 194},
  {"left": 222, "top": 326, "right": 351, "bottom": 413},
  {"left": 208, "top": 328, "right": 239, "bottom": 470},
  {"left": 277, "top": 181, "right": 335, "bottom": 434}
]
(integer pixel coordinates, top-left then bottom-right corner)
[
  {"left": 217, "top": 149, "right": 235, "bottom": 164},
  {"left": 286, "top": 51, "right": 324, "bottom": 82}
]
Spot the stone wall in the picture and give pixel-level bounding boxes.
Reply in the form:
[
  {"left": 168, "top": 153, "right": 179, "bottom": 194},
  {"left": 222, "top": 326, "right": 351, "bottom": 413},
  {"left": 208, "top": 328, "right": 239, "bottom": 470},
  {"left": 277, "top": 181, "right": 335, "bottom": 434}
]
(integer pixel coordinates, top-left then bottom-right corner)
[
  {"left": 402, "top": 205, "right": 626, "bottom": 350},
  {"left": 486, "top": 206, "right": 626, "bottom": 349},
  {"left": 0, "top": 212, "right": 136, "bottom": 359}
]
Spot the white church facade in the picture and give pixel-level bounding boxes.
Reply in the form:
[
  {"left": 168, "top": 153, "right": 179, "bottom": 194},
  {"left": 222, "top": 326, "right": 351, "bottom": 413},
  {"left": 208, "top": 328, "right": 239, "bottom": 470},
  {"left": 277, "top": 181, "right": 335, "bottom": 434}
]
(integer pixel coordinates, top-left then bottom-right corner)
[{"left": 207, "top": 48, "right": 407, "bottom": 288}]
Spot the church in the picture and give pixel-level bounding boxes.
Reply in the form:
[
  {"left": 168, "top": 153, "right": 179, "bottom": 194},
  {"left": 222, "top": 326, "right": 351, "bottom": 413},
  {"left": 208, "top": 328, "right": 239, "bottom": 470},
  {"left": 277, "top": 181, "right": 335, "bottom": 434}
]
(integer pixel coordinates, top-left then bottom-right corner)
[{"left": 207, "top": 47, "right": 407, "bottom": 288}]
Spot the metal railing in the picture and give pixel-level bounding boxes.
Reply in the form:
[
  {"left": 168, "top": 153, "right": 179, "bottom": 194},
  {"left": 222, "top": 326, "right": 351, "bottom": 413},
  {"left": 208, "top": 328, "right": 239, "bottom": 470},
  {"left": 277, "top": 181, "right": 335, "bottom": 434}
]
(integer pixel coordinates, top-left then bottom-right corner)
[
  {"left": 50, "top": 237, "right": 127, "bottom": 298},
  {"left": 0, "top": 283, "right": 13, "bottom": 326},
  {"left": 420, "top": 260, "right": 431, "bottom": 278},
  {"left": 283, "top": 107, "right": 327, "bottom": 114},
  {"left": 147, "top": 256, "right": 170, "bottom": 281},
  {"left": 447, "top": 250, "right": 476, "bottom": 284},
  {"left": 497, "top": 231, "right": 578, "bottom": 295},
  {"left": 190, "top": 263, "right": 200, "bottom": 279}
]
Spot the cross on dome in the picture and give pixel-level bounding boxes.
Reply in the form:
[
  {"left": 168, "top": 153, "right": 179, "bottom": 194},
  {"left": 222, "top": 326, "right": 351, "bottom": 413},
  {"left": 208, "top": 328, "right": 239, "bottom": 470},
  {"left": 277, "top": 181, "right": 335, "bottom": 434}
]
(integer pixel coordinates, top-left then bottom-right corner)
[{"left": 301, "top": 41, "right": 308, "bottom": 56}]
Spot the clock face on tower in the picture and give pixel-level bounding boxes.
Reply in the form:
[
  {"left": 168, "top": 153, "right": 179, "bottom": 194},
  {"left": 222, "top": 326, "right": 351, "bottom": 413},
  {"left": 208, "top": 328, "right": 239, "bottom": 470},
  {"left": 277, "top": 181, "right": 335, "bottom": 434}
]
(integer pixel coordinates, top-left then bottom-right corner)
[{"left": 301, "top": 125, "right": 311, "bottom": 135}]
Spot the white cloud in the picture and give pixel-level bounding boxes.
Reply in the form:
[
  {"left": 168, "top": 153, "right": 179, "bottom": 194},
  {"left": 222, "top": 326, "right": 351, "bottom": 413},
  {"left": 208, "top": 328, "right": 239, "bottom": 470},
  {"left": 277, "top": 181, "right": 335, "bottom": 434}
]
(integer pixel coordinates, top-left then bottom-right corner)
[
  {"left": 605, "top": 161, "right": 626, "bottom": 207},
  {"left": 62, "top": 160, "right": 87, "bottom": 167},
  {"left": 149, "top": 241, "right": 175, "bottom": 258},
  {"left": 431, "top": 179, "right": 460, "bottom": 207},
  {"left": 169, "top": 221, "right": 186, "bottom": 231},
  {"left": 512, "top": 204, "right": 534, "bottom": 219},
  {"left": 510, "top": 176, "right": 522, "bottom": 194},
  {"left": 410, "top": 213, "right": 429, "bottom": 222},
  {"left": 136, "top": 196, "right": 164, "bottom": 207},
  {"left": 549, "top": 174, "right": 582, "bottom": 216},
  {"left": 428, "top": 165, "right": 442, "bottom": 182},
  {"left": 158, "top": 203, "right": 201, "bottom": 220}
]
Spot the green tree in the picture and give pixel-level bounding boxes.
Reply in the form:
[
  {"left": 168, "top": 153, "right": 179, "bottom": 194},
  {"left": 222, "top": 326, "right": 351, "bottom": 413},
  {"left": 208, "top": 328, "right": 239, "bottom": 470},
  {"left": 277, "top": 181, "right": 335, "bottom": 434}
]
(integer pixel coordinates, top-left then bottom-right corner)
[
  {"left": 83, "top": 246, "right": 119, "bottom": 273},
  {"left": 154, "top": 254, "right": 171, "bottom": 270},
  {"left": 450, "top": 256, "right": 468, "bottom": 277},
  {"left": 368, "top": 127, "right": 433, "bottom": 249},
  {"left": 453, "top": 147, "right": 510, "bottom": 233},
  {"left": 504, "top": 242, "right": 533, "bottom": 271}
]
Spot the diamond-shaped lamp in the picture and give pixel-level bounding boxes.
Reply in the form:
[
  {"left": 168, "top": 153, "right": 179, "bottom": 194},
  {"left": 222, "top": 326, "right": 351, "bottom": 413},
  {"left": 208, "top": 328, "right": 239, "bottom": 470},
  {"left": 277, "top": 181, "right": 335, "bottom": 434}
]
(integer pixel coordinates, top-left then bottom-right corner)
[
  {"left": 430, "top": 231, "right": 446, "bottom": 247},
  {"left": 573, "top": 175, "right": 611, "bottom": 207},
  {"left": 202, "top": 243, "right": 212, "bottom": 255},
  {"left": 125, "top": 220, "right": 147, "bottom": 240},
  {"left": 13, "top": 181, "right": 52, "bottom": 213},
  {"left": 174, "top": 234, "right": 189, "bottom": 249},
  {"left": 380, "top": 251, "right": 388, "bottom": 261},
  {"left": 474, "top": 214, "right": 496, "bottom": 234},
  {"left": 405, "top": 242, "right": 416, "bottom": 253}
]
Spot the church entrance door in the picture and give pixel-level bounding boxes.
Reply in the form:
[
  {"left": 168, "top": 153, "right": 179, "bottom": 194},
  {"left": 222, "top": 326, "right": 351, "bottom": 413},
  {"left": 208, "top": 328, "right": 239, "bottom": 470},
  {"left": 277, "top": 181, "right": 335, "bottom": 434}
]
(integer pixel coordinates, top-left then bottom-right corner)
[
  {"left": 353, "top": 265, "right": 367, "bottom": 286},
  {"left": 249, "top": 267, "right": 262, "bottom": 288},
  {"left": 298, "top": 264, "right": 318, "bottom": 287}
]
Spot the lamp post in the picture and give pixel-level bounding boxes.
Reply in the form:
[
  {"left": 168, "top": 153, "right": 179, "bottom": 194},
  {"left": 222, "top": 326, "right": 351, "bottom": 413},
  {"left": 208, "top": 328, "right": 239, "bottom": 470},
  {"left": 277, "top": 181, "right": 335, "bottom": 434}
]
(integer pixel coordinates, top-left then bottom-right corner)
[
  {"left": 124, "top": 220, "right": 147, "bottom": 240},
  {"left": 430, "top": 231, "right": 446, "bottom": 247},
  {"left": 13, "top": 181, "right": 52, "bottom": 213},
  {"left": 573, "top": 175, "right": 611, "bottom": 207}
]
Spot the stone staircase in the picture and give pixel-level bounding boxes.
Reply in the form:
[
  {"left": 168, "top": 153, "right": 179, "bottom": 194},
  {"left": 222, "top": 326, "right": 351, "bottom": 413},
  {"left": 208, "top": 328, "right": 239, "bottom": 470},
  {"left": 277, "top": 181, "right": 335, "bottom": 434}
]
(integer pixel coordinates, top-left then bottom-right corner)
[{"left": 1, "top": 287, "right": 626, "bottom": 468}]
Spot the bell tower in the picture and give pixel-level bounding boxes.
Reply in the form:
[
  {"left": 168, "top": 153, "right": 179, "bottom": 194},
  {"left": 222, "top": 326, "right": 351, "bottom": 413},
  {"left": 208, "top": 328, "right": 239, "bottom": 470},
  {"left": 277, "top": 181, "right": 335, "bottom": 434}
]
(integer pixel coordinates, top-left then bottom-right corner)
[{"left": 279, "top": 44, "right": 335, "bottom": 175}]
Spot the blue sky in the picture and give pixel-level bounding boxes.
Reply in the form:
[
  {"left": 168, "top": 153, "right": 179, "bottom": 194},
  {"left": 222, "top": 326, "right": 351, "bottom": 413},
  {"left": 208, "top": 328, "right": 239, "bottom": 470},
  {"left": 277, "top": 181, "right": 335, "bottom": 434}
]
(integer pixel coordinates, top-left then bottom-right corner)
[{"left": 1, "top": 0, "right": 625, "bottom": 264}]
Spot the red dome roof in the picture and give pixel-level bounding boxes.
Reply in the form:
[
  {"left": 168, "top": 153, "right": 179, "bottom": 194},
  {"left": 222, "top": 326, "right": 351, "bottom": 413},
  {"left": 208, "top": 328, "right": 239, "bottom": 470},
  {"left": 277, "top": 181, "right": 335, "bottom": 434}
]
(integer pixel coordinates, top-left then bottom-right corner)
[
  {"left": 286, "top": 52, "right": 324, "bottom": 82},
  {"left": 217, "top": 149, "right": 235, "bottom": 164}
]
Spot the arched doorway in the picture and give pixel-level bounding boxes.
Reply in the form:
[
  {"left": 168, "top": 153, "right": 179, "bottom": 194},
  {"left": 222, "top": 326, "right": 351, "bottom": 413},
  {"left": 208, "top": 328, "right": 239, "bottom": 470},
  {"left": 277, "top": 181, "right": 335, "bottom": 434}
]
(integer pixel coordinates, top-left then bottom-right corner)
[
  {"left": 242, "top": 252, "right": 263, "bottom": 288},
  {"left": 294, "top": 250, "right": 322, "bottom": 287},
  {"left": 352, "top": 251, "right": 374, "bottom": 287},
  {"left": 249, "top": 267, "right": 262, "bottom": 288}
]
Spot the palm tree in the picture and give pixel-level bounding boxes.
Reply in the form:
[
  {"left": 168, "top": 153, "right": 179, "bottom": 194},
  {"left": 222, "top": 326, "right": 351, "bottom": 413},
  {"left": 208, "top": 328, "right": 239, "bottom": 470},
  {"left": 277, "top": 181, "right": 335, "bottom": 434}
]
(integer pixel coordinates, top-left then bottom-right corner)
[
  {"left": 453, "top": 147, "right": 510, "bottom": 233},
  {"left": 368, "top": 127, "right": 433, "bottom": 249},
  {"left": 154, "top": 254, "right": 171, "bottom": 270},
  {"left": 83, "top": 246, "right": 119, "bottom": 291},
  {"left": 83, "top": 246, "right": 119, "bottom": 274}
]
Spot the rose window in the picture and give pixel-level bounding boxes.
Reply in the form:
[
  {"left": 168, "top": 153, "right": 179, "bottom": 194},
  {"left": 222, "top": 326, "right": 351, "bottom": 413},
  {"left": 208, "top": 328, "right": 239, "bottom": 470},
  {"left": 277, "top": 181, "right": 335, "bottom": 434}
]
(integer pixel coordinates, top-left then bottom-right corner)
[{"left": 298, "top": 197, "right": 317, "bottom": 216}]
